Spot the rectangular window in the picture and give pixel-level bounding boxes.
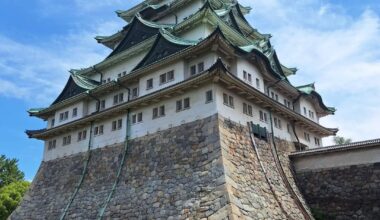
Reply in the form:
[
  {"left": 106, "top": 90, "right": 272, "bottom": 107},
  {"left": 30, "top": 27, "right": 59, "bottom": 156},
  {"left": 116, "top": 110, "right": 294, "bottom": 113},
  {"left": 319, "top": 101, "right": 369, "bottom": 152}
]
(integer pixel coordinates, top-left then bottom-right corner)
[
  {"left": 176, "top": 100, "right": 182, "bottom": 112},
  {"left": 137, "top": 112, "right": 143, "bottom": 122},
  {"left": 78, "top": 130, "right": 87, "bottom": 141},
  {"left": 159, "top": 105, "right": 165, "bottom": 116},
  {"left": 248, "top": 73, "right": 252, "bottom": 83},
  {"left": 228, "top": 96, "right": 234, "bottom": 108},
  {"left": 243, "top": 103, "right": 248, "bottom": 114},
  {"left": 275, "top": 94, "right": 279, "bottom": 101},
  {"left": 284, "top": 99, "right": 287, "bottom": 106},
  {"left": 160, "top": 73, "right": 167, "bottom": 84},
  {"left": 94, "top": 126, "right": 99, "bottom": 135},
  {"left": 132, "top": 88, "right": 139, "bottom": 98},
  {"left": 59, "top": 113, "right": 63, "bottom": 121},
  {"left": 100, "top": 100, "right": 106, "bottom": 110},
  {"left": 190, "top": 65, "right": 196, "bottom": 75},
  {"left": 146, "top": 78, "right": 153, "bottom": 90},
  {"left": 132, "top": 114, "right": 137, "bottom": 124},
  {"left": 205, "top": 90, "right": 213, "bottom": 103},
  {"left": 271, "top": 92, "right": 275, "bottom": 99},
  {"left": 62, "top": 135, "right": 71, "bottom": 146},
  {"left": 223, "top": 93, "right": 228, "bottom": 105},
  {"left": 112, "top": 121, "right": 117, "bottom": 131},
  {"left": 167, "top": 70, "right": 174, "bottom": 81},
  {"left": 117, "top": 119, "right": 122, "bottom": 130},
  {"left": 303, "top": 107, "right": 307, "bottom": 115},
  {"left": 95, "top": 125, "right": 103, "bottom": 135},
  {"left": 184, "top": 98, "right": 190, "bottom": 109},
  {"left": 314, "top": 137, "right": 321, "bottom": 146},
  {"left": 274, "top": 118, "right": 278, "bottom": 127},
  {"left": 153, "top": 107, "right": 158, "bottom": 119},
  {"left": 287, "top": 124, "right": 291, "bottom": 133},
  {"left": 243, "top": 71, "right": 247, "bottom": 80},
  {"left": 256, "top": 78, "right": 260, "bottom": 89},
  {"left": 113, "top": 93, "right": 124, "bottom": 105},
  {"left": 72, "top": 108, "right": 78, "bottom": 117},
  {"left": 260, "top": 110, "right": 268, "bottom": 123},
  {"left": 304, "top": 132, "right": 310, "bottom": 142},
  {"left": 64, "top": 111, "right": 68, "bottom": 120},
  {"left": 99, "top": 125, "right": 104, "bottom": 135},
  {"left": 48, "top": 140, "right": 56, "bottom": 150},
  {"left": 278, "top": 119, "right": 282, "bottom": 129},
  {"left": 198, "top": 62, "right": 204, "bottom": 73},
  {"left": 248, "top": 105, "right": 253, "bottom": 116},
  {"left": 51, "top": 119, "right": 55, "bottom": 127}
]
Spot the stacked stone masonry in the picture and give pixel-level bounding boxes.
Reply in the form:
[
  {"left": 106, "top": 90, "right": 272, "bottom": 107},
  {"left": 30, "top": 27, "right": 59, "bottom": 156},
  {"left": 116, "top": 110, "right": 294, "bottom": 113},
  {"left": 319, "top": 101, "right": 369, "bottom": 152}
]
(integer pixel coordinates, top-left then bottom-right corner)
[
  {"left": 296, "top": 163, "right": 380, "bottom": 220},
  {"left": 12, "top": 114, "right": 313, "bottom": 219}
]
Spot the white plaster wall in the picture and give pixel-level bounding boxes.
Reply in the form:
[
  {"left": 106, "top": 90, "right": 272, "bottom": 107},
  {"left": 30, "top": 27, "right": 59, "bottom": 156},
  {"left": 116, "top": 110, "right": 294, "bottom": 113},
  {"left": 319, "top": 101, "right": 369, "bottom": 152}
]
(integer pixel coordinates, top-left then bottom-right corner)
[
  {"left": 295, "top": 97, "right": 319, "bottom": 123},
  {"left": 184, "top": 52, "right": 218, "bottom": 79},
  {"left": 43, "top": 125, "right": 90, "bottom": 161},
  {"left": 92, "top": 114, "right": 128, "bottom": 149},
  {"left": 293, "top": 147, "right": 380, "bottom": 171},
  {"left": 295, "top": 126, "right": 323, "bottom": 149},
  {"left": 87, "top": 88, "right": 128, "bottom": 114},
  {"left": 130, "top": 84, "right": 217, "bottom": 138},
  {"left": 139, "top": 60, "right": 185, "bottom": 97},
  {"left": 102, "top": 52, "right": 147, "bottom": 82},
  {"left": 236, "top": 59, "right": 265, "bottom": 93},
  {"left": 54, "top": 102, "right": 85, "bottom": 127},
  {"left": 214, "top": 85, "right": 293, "bottom": 141},
  {"left": 157, "top": 0, "right": 203, "bottom": 24},
  {"left": 179, "top": 23, "right": 213, "bottom": 41}
]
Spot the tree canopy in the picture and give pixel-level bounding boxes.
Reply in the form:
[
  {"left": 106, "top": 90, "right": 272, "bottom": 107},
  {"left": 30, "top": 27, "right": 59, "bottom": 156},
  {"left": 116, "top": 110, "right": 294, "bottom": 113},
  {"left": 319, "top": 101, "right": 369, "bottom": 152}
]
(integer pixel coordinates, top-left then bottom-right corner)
[
  {"left": 0, "top": 181, "right": 30, "bottom": 220},
  {"left": 333, "top": 136, "right": 352, "bottom": 145},
  {"left": 0, "top": 155, "right": 24, "bottom": 188}
]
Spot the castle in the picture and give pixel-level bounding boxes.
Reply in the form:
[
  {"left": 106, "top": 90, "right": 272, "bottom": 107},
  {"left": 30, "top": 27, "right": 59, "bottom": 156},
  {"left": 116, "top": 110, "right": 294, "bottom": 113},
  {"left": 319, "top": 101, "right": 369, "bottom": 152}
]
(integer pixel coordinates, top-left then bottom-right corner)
[{"left": 15, "top": 0, "right": 377, "bottom": 219}]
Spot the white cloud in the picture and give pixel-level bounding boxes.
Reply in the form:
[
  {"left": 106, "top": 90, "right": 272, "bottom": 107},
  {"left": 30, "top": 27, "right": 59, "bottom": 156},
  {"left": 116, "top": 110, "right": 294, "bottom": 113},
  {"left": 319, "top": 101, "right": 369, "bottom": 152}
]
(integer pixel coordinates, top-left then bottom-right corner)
[
  {"left": 0, "top": 20, "right": 121, "bottom": 105},
  {"left": 242, "top": 0, "right": 380, "bottom": 144}
]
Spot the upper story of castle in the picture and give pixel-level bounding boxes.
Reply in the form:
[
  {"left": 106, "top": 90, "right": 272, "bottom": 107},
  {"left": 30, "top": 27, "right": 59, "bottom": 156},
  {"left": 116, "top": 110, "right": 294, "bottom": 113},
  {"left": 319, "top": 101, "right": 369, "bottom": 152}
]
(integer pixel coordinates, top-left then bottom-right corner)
[{"left": 27, "top": 0, "right": 338, "bottom": 159}]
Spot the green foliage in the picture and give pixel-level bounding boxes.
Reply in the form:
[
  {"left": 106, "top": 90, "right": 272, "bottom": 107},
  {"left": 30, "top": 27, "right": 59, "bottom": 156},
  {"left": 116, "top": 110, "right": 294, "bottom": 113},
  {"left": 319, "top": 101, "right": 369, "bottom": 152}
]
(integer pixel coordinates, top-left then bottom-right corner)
[
  {"left": 0, "top": 181, "right": 30, "bottom": 220},
  {"left": 333, "top": 136, "right": 352, "bottom": 145},
  {"left": 0, "top": 155, "right": 24, "bottom": 188}
]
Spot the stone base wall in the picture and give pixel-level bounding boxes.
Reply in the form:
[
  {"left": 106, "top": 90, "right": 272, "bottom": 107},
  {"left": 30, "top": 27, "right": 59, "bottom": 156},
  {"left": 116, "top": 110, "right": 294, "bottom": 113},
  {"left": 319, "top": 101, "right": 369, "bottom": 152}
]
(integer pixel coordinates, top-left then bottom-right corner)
[
  {"left": 295, "top": 163, "right": 380, "bottom": 220},
  {"left": 12, "top": 114, "right": 313, "bottom": 219}
]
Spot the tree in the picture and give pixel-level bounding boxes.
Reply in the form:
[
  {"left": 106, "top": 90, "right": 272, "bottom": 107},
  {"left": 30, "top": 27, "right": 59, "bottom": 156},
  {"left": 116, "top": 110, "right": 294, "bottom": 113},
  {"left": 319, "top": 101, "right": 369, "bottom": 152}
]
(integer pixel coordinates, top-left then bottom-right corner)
[
  {"left": 333, "top": 136, "right": 352, "bottom": 145},
  {"left": 0, "top": 181, "right": 30, "bottom": 220},
  {"left": 0, "top": 155, "right": 24, "bottom": 188}
]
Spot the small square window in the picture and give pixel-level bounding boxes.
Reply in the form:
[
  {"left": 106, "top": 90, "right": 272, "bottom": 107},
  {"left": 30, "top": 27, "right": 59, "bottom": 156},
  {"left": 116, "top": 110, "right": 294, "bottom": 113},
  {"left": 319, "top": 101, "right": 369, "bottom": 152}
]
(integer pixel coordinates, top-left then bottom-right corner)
[{"left": 132, "top": 88, "right": 139, "bottom": 98}]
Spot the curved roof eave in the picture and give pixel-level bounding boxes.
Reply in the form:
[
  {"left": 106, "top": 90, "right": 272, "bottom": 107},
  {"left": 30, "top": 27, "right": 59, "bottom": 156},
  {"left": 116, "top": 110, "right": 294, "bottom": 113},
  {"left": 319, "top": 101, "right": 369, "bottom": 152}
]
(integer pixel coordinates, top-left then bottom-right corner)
[{"left": 297, "top": 83, "right": 336, "bottom": 114}]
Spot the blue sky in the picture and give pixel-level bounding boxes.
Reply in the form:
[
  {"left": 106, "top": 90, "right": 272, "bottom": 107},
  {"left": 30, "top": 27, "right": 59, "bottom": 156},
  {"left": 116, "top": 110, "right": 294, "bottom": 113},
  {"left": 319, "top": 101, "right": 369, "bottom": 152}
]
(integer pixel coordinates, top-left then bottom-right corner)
[{"left": 0, "top": 0, "right": 379, "bottom": 181}]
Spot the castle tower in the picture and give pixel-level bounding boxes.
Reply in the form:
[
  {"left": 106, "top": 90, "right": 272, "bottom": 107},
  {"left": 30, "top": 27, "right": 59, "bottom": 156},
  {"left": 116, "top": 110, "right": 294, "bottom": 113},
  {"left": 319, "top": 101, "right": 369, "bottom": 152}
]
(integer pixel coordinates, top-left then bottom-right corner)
[{"left": 14, "top": 0, "right": 338, "bottom": 219}]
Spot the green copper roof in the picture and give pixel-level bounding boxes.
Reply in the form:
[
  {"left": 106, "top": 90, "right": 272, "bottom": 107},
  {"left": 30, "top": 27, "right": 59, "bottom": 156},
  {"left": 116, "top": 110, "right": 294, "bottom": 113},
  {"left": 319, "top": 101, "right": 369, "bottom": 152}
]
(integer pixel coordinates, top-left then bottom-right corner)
[
  {"left": 28, "top": 108, "right": 46, "bottom": 114},
  {"left": 297, "top": 83, "right": 336, "bottom": 113},
  {"left": 160, "top": 28, "right": 199, "bottom": 46},
  {"left": 70, "top": 70, "right": 99, "bottom": 90}
]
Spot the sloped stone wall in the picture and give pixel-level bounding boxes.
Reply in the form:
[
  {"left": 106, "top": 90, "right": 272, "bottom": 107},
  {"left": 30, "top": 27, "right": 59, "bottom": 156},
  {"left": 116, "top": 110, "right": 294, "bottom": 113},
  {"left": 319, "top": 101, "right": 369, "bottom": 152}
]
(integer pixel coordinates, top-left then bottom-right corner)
[
  {"left": 218, "top": 119, "right": 313, "bottom": 220},
  {"left": 11, "top": 114, "right": 313, "bottom": 219},
  {"left": 295, "top": 163, "right": 380, "bottom": 220}
]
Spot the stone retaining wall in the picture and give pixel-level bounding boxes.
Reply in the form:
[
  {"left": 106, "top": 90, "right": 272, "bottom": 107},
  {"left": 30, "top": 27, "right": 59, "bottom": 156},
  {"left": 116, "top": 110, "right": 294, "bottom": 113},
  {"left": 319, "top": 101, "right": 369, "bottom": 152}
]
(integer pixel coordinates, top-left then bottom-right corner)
[
  {"left": 295, "top": 163, "right": 380, "bottom": 220},
  {"left": 11, "top": 114, "right": 312, "bottom": 219}
]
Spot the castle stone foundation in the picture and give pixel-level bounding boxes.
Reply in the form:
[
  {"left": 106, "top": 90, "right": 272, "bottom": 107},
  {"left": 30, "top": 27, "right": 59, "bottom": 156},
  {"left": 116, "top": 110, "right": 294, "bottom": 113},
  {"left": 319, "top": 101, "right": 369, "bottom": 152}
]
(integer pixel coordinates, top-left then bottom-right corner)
[{"left": 12, "top": 114, "right": 312, "bottom": 219}]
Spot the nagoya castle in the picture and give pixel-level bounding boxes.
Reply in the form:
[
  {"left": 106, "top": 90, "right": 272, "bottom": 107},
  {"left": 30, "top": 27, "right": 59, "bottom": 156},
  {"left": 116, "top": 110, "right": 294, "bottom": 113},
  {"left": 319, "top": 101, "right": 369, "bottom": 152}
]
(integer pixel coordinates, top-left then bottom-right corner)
[{"left": 13, "top": 0, "right": 362, "bottom": 219}]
